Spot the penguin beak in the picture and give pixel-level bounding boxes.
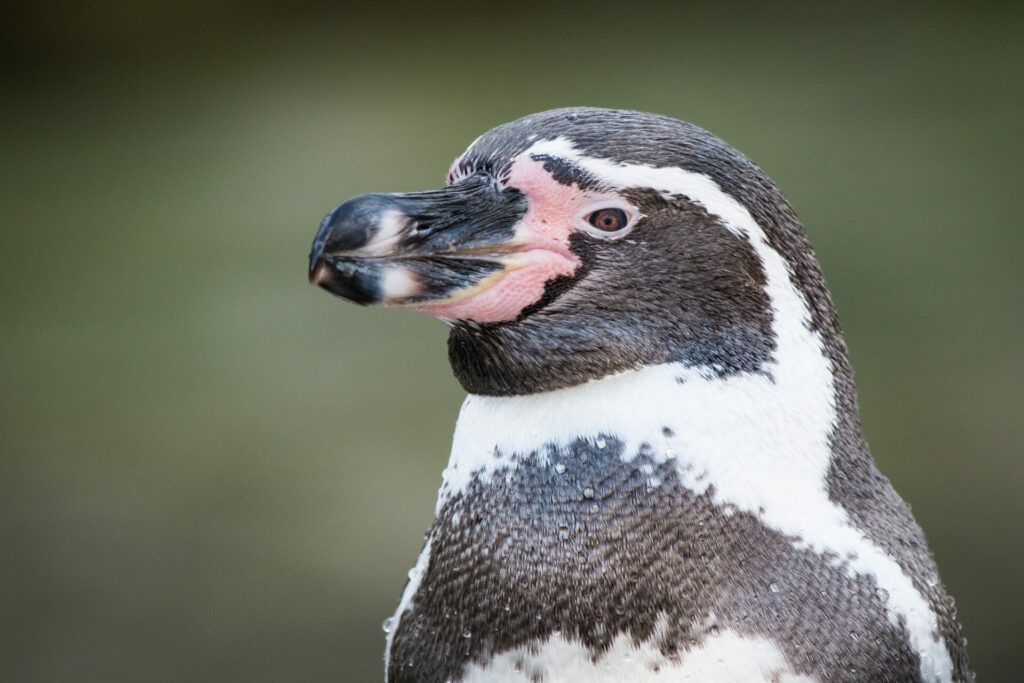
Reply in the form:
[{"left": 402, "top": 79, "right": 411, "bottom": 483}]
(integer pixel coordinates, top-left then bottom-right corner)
[{"left": 308, "top": 174, "right": 530, "bottom": 308}]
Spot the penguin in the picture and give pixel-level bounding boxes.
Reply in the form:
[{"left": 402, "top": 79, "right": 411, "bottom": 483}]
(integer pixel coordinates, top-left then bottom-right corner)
[{"left": 308, "top": 108, "right": 972, "bottom": 682}]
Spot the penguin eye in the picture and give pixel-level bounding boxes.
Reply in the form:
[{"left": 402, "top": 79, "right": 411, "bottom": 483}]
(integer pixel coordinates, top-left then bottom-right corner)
[{"left": 587, "top": 208, "right": 628, "bottom": 232}]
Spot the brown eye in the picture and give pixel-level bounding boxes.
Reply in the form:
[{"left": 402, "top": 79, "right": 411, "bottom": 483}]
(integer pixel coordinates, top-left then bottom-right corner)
[{"left": 587, "top": 208, "right": 628, "bottom": 232}]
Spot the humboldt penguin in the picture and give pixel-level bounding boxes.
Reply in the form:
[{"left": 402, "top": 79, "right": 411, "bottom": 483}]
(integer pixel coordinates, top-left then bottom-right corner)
[{"left": 309, "top": 108, "right": 971, "bottom": 682}]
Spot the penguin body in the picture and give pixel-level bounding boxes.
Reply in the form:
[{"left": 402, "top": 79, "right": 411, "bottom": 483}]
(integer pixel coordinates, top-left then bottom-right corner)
[{"left": 309, "top": 108, "right": 971, "bottom": 682}]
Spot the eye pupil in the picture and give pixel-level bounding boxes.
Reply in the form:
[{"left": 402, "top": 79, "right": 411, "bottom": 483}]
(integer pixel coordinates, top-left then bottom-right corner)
[{"left": 588, "top": 208, "right": 627, "bottom": 232}]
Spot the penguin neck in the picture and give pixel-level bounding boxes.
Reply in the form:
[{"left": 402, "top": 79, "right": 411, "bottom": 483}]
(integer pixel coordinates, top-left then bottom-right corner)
[{"left": 439, "top": 344, "right": 843, "bottom": 520}]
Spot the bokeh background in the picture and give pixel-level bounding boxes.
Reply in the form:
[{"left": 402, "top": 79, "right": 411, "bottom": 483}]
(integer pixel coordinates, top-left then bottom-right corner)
[{"left": 2, "top": 2, "right": 1021, "bottom": 680}]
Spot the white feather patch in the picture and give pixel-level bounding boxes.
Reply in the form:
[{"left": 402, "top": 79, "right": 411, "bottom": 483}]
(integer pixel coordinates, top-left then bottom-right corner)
[
  {"left": 381, "top": 266, "right": 420, "bottom": 302},
  {"left": 460, "top": 622, "right": 816, "bottom": 683},
  {"left": 356, "top": 208, "right": 406, "bottom": 256},
  {"left": 437, "top": 139, "right": 953, "bottom": 682}
]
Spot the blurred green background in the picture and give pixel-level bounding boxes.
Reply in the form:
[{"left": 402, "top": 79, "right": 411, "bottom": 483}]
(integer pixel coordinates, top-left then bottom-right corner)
[{"left": 2, "top": 2, "right": 1021, "bottom": 680}]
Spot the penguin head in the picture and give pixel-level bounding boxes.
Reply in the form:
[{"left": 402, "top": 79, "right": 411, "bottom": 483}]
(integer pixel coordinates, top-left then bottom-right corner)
[{"left": 310, "top": 108, "right": 828, "bottom": 395}]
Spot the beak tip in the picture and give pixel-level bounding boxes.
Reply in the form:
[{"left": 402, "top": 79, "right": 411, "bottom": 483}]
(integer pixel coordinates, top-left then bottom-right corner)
[{"left": 308, "top": 258, "right": 328, "bottom": 286}]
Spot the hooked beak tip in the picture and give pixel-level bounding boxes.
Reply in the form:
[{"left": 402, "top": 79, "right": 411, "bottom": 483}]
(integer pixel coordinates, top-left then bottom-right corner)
[{"left": 309, "top": 259, "right": 330, "bottom": 286}]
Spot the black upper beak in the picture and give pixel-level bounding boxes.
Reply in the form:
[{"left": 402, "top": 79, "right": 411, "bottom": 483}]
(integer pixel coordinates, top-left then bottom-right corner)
[{"left": 308, "top": 173, "right": 527, "bottom": 306}]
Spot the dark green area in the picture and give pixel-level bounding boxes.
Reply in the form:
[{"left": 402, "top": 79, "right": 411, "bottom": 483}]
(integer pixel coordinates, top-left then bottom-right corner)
[{"left": 2, "top": 3, "right": 1021, "bottom": 680}]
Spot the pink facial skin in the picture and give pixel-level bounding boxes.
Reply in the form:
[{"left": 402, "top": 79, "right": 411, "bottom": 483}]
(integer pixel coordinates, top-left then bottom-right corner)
[{"left": 412, "top": 154, "right": 619, "bottom": 323}]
